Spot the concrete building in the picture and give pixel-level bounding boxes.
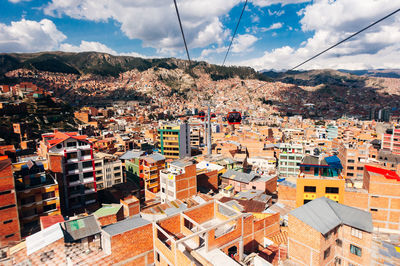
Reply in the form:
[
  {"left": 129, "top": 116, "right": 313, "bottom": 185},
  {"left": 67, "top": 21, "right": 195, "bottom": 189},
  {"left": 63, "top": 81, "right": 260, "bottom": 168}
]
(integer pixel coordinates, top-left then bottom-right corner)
[
  {"left": 157, "top": 123, "right": 191, "bottom": 160},
  {"left": 288, "top": 197, "right": 373, "bottom": 266},
  {"left": 221, "top": 170, "right": 277, "bottom": 195},
  {"left": 13, "top": 160, "right": 60, "bottom": 237},
  {"left": 337, "top": 142, "right": 372, "bottom": 179},
  {"left": 326, "top": 125, "right": 339, "bottom": 140},
  {"left": 381, "top": 128, "right": 400, "bottom": 155},
  {"left": 94, "top": 153, "right": 123, "bottom": 190},
  {"left": 0, "top": 157, "right": 21, "bottom": 247},
  {"left": 39, "top": 130, "right": 97, "bottom": 215},
  {"left": 278, "top": 143, "right": 304, "bottom": 178},
  {"left": 159, "top": 159, "right": 197, "bottom": 203}
]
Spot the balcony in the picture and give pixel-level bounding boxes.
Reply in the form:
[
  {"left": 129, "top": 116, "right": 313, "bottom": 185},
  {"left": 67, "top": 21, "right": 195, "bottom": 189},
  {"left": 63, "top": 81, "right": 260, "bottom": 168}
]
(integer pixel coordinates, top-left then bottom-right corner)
[
  {"left": 82, "top": 167, "right": 94, "bottom": 173},
  {"left": 68, "top": 168, "right": 80, "bottom": 175},
  {"left": 84, "top": 188, "right": 96, "bottom": 194},
  {"left": 67, "top": 158, "right": 79, "bottom": 164},
  {"left": 85, "top": 199, "right": 96, "bottom": 205},
  {"left": 83, "top": 177, "right": 94, "bottom": 184},
  {"left": 81, "top": 155, "right": 92, "bottom": 161}
]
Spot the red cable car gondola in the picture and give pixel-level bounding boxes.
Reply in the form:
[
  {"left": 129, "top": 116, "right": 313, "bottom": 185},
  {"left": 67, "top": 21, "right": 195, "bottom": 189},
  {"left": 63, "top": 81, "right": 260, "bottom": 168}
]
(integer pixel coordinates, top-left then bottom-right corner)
[
  {"left": 227, "top": 111, "right": 242, "bottom": 125},
  {"left": 198, "top": 111, "right": 206, "bottom": 121}
]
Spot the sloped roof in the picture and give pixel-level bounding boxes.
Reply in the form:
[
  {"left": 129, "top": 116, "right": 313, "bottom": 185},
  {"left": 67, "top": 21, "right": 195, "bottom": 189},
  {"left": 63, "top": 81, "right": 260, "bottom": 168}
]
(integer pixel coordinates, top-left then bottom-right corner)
[
  {"left": 93, "top": 204, "right": 122, "bottom": 218},
  {"left": 290, "top": 197, "right": 372, "bottom": 235},
  {"left": 26, "top": 223, "right": 64, "bottom": 255},
  {"left": 63, "top": 215, "right": 101, "bottom": 242},
  {"left": 119, "top": 150, "right": 145, "bottom": 160},
  {"left": 365, "top": 165, "right": 400, "bottom": 181},
  {"left": 102, "top": 215, "right": 151, "bottom": 236},
  {"left": 221, "top": 169, "right": 257, "bottom": 184}
]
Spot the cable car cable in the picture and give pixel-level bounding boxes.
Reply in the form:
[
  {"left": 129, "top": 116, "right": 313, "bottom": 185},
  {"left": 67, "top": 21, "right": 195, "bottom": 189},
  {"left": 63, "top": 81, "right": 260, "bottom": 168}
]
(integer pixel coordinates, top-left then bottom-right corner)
[
  {"left": 222, "top": 0, "right": 248, "bottom": 66},
  {"left": 290, "top": 8, "right": 400, "bottom": 71},
  {"left": 173, "top": 0, "right": 191, "bottom": 66}
]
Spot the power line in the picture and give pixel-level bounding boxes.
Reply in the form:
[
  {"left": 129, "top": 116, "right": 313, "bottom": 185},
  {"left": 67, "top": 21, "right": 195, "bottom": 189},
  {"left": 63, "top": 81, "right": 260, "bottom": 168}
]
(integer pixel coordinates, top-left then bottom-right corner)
[
  {"left": 222, "top": 0, "right": 248, "bottom": 66},
  {"left": 173, "top": 0, "right": 191, "bottom": 65},
  {"left": 290, "top": 8, "right": 400, "bottom": 71}
]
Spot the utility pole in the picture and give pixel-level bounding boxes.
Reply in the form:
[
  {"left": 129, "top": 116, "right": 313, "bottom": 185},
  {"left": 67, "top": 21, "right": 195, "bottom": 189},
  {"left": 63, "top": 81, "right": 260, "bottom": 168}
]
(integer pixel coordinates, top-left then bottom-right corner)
[{"left": 207, "top": 104, "right": 212, "bottom": 155}]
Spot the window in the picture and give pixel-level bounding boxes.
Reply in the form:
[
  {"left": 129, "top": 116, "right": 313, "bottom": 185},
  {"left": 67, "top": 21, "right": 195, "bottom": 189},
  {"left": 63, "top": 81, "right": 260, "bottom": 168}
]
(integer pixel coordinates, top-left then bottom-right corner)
[
  {"left": 304, "top": 186, "right": 316, "bottom": 192},
  {"left": 43, "top": 204, "right": 56, "bottom": 212},
  {"left": 347, "top": 166, "right": 354, "bottom": 170},
  {"left": 336, "top": 239, "right": 342, "bottom": 247},
  {"left": 156, "top": 252, "right": 160, "bottom": 262},
  {"left": 305, "top": 167, "right": 311, "bottom": 171},
  {"left": 228, "top": 246, "right": 238, "bottom": 258},
  {"left": 0, "top": 204, "right": 16, "bottom": 211},
  {"left": 351, "top": 228, "right": 362, "bottom": 239},
  {"left": 350, "top": 244, "right": 362, "bottom": 257},
  {"left": 0, "top": 190, "right": 11, "bottom": 196},
  {"left": 42, "top": 191, "right": 55, "bottom": 200},
  {"left": 347, "top": 159, "right": 355, "bottom": 163},
  {"left": 370, "top": 208, "right": 378, "bottom": 212},
  {"left": 304, "top": 199, "right": 312, "bottom": 204},
  {"left": 5, "top": 234, "right": 14, "bottom": 238},
  {"left": 326, "top": 187, "right": 339, "bottom": 194},
  {"left": 162, "top": 188, "right": 165, "bottom": 193},
  {"left": 67, "top": 142, "right": 77, "bottom": 147},
  {"left": 3, "top": 219, "right": 13, "bottom": 224},
  {"left": 357, "top": 167, "right": 363, "bottom": 171},
  {"left": 324, "top": 247, "right": 331, "bottom": 259},
  {"left": 347, "top": 173, "right": 354, "bottom": 177}
]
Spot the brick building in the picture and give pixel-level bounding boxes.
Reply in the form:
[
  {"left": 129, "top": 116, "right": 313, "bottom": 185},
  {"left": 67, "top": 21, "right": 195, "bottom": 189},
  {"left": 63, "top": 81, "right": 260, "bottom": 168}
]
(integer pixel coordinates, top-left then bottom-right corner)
[
  {"left": 0, "top": 157, "right": 21, "bottom": 247},
  {"left": 159, "top": 159, "right": 197, "bottom": 203},
  {"left": 221, "top": 169, "right": 277, "bottom": 195},
  {"left": 288, "top": 197, "right": 373, "bottom": 266}
]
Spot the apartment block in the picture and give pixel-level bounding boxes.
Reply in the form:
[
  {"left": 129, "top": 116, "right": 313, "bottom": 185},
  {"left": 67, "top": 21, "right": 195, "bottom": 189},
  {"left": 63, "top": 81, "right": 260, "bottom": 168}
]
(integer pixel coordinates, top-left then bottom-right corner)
[
  {"left": 288, "top": 197, "right": 372, "bottom": 266},
  {"left": 157, "top": 123, "right": 191, "bottom": 160},
  {"left": 39, "top": 130, "right": 97, "bottom": 215},
  {"left": 159, "top": 160, "right": 196, "bottom": 203},
  {"left": 278, "top": 143, "right": 304, "bottom": 178},
  {"left": 94, "top": 153, "right": 123, "bottom": 190},
  {"left": 337, "top": 142, "right": 372, "bottom": 179},
  {"left": 13, "top": 160, "right": 60, "bottom": 237},
  {"left": 0, "top": 157, "right": 21, "bottom": 247},
  {"left": 381, "top": 128, "right": 400, "bottom": 154}
]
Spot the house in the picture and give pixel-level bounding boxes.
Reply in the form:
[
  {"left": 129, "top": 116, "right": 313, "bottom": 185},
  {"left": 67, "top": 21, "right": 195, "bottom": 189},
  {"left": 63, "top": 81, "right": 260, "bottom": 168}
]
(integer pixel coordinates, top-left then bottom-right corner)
[{"left": 288, "top": 197, "right": 373, "bottom": 266}]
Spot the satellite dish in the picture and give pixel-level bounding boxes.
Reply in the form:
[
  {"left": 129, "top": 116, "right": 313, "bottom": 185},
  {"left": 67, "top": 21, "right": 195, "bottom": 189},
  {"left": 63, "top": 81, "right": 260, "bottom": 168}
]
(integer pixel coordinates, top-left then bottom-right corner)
[{"left": 314, "top": 148, "right": 320, "bottom": 156}]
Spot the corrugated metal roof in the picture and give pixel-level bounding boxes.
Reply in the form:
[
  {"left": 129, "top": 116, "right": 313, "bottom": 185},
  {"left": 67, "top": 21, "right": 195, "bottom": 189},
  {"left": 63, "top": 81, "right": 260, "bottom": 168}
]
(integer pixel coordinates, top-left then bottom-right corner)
[
  {"left": 119, "top": 150, "right": 144, "bottom": 160},
  {"left": 102, "top": 215, "right": 151, "bottom": 236},
  {"left": 63, "top": 215, "right": 101, "bottom": 242},
  {"left": 26, "top": 223, "right": 64, "bottom": 255},
  {"left": 290, "top": 197, "right": 372, "bottom": 235},
  {"left": 221, "top": 169, "right": 257, "bottom": 184}
]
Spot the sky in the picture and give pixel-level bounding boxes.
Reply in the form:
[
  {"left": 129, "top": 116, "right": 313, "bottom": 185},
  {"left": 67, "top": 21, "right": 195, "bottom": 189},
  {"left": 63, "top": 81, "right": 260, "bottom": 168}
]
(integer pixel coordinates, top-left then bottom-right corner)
[{"left": 1, "top": 0, "right": 400, "bottom": 70}]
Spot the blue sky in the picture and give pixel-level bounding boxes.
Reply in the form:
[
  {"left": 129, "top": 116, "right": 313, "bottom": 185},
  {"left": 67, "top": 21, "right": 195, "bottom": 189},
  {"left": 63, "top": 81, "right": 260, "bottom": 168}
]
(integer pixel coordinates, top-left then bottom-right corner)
[{"left": 1, "top": 0, "right": 400, "bottom": 70}]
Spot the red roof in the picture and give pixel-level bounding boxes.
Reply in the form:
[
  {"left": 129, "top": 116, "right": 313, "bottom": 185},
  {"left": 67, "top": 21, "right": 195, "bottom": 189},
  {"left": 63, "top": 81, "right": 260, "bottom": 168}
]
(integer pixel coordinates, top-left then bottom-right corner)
[
  {"left": 40, "top": 214, "right": 64, "bottom": 229},
  {"left": 365, "top": 165, "right": 400, "bottom": 181},
  {"left": 45, "top": 131, "right": 90, "bottom": 149}
]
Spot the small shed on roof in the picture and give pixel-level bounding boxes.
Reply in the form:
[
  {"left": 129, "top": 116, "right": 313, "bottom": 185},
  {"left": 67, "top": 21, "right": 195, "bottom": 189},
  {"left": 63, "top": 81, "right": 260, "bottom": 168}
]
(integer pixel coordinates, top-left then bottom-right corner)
[{"left": 62, "top": 215, "right": 101, "bottom": 242}]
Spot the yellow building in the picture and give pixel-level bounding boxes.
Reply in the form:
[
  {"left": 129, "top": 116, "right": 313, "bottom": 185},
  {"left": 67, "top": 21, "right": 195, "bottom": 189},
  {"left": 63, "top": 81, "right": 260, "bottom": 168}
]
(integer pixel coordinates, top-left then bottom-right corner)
[
  {"left": 157, "top": 124, "right": 190, "bottom": 160},
  {"left": 296, "top": 178, "right": 345, "bottom": 207}
]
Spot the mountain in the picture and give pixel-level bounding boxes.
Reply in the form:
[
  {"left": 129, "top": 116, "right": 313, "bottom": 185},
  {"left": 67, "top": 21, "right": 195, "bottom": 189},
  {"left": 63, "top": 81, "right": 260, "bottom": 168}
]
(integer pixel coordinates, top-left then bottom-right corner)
[
  {"left": 0, "top": 51, "right": 269, "bottom": 81},
  {"left": 338, "top": 69, "right": 400, "bottom": 79}
]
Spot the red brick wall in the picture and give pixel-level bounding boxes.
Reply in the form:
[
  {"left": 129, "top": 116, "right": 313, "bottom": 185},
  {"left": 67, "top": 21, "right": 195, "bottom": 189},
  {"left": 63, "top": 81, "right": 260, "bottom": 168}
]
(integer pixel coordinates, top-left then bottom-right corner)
[
  {"left": 27, "top": 238, "right": 66, "bottom": 265},
  {"left": 197, "top": 170, "right": 218, "bottom": 192},
  {"left": 97, "top": 215, "right": 117, "bottom": 227},
  {"left": 109, "top": 223, "right": 153, "bottom": 264},
  {"left": 158, "top": 214, "right": 181, "bottom": 236},
  {"left": 184, "top": 202, "right": 214, "bottom": 224},
  {"left": 265, "top": 176, "right": 277, "bottom": 194},
  {"left": 0, "top": 160, "right": 20, "bottom": 247},
  {"left": 277, "top": 183, "right": 296, "bottom": 209}
]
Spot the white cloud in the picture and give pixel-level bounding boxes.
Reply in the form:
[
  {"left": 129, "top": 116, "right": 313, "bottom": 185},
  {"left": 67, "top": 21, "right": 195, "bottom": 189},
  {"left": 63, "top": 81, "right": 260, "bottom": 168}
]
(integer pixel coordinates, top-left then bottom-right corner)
[
  {"left": 231, "top": 34, "right": 258, "bottom": 53},
  {"left": 251, "top": 14, "right": 260, "bottom": 23},
  {"left": 252, "top": 0, "right": 311, "bottom": 7},
  {"left": 44, "top": 0, "right": 241, "bottom": 55},
  {"left": 267, "top": 9, "right": 285, "bottom": 16},
  {"left": 239, "top": 0, "right": 400, "bottom": 70},
  {"left": 0, "top": 19, "right": 66, "bottom": 52},
  {"left": 261, "top": 22, "right": 283, "bottom": 31},
  {"left": 60, "top": 41, "right": 117, "bottom": 54}
]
